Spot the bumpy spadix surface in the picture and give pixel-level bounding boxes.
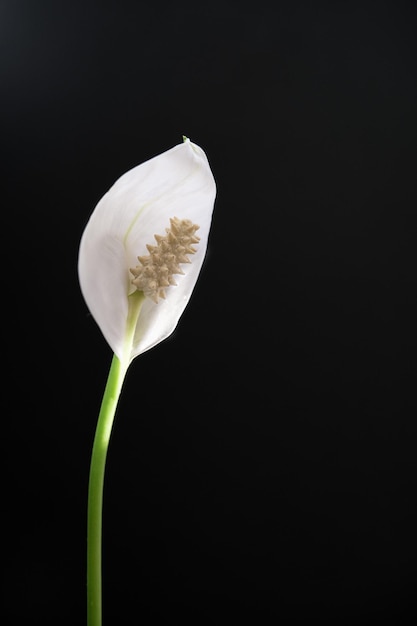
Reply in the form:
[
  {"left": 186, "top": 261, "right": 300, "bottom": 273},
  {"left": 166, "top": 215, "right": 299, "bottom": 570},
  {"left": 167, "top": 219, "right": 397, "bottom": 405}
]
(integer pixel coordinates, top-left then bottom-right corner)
[
  {"left": 131, "top": 217, "right": 200, "bottom": 303},
  {"left": 78, "top": 139, "right": 216, "bottom": 362}
]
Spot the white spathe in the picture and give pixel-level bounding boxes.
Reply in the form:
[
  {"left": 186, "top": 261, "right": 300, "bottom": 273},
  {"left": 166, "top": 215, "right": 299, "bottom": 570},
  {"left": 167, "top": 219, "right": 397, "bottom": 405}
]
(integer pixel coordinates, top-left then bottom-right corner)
[{"left": 78, "top": 139, "right": 216, "bottom": 362}]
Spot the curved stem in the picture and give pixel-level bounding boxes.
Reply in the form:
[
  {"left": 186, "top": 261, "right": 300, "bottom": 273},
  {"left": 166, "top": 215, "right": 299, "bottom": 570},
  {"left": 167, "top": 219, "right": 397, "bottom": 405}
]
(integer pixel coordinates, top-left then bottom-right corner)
[
  {"left": 87, "top": 291, "right": 145, "bottom": 626},
  {"left": 87, "top": 354, "right": 127, "bottom": 626}
]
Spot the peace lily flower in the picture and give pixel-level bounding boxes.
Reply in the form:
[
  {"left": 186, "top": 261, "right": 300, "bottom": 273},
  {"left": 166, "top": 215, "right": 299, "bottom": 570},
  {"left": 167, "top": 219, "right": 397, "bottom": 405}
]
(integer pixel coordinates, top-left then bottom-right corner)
[
  {"left": 78, "top": 138, "right": 216, "bottom": 626},
  {"left": 79, "top": 137, "right": 216, "bottom": 367}
]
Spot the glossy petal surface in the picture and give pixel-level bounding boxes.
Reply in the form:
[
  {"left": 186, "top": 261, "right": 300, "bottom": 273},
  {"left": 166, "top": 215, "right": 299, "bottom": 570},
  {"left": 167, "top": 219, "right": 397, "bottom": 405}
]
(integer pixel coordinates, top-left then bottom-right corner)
[{"left": 78, "top": 139, "right": 216, "bottom": 361}]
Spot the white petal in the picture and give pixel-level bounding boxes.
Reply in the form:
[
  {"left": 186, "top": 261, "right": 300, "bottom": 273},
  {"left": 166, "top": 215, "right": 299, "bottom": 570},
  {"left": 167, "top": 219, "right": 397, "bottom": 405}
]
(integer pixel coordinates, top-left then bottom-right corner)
[{"left": 78, "top": 139, "right": 216, "bottom": 361}]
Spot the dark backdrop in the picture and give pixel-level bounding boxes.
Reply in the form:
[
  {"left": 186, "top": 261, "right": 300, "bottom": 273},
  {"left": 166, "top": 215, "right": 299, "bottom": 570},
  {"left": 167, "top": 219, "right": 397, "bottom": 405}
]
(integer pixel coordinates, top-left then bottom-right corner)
[{"left": 2, "top": 1, "right": 417, "bottom": 624}]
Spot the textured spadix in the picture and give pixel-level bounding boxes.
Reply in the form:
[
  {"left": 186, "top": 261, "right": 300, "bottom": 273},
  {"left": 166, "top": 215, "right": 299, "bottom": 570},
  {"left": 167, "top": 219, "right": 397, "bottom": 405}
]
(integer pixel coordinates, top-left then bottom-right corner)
[{"left": 78, "top": 139, "right": 216, "bottom": 362}]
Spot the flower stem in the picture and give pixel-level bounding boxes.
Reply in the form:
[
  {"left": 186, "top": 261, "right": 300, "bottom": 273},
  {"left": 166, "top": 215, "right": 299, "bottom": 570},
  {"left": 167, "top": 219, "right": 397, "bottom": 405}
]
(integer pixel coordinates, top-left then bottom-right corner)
[
  {"left": 87, "top": 354, "right": 127, "bottom": 626},
  {"left": 87, "top": 291, "right": 145, "bottom": 626}
]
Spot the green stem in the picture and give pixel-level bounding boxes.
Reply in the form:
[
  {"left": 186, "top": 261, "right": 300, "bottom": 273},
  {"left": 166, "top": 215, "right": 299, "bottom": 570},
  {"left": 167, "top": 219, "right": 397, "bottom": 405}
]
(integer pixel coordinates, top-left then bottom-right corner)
[
  {"left": 87, "top": 291, "right": 145, "bottom": 626},
  {"left": 87, "top": 354, "right": 126, "bottom": 626}
]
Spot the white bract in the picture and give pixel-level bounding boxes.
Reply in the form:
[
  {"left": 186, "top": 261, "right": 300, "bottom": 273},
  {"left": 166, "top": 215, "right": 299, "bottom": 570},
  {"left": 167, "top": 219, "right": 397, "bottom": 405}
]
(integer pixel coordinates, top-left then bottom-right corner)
[{"left": 78, "top": 138, "right": 216, "bottom": 363}]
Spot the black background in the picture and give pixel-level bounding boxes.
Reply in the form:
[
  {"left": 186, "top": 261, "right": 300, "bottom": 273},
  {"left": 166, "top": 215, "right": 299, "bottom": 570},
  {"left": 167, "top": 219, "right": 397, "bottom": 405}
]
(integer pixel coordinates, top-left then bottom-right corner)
[{"left": 2, "top": 0, "right": 417, "bottom": 624}]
